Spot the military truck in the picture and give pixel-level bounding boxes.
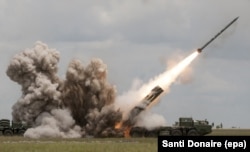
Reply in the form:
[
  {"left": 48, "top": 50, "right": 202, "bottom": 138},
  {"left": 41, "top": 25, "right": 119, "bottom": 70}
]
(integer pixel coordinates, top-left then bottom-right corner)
[
  {"left": 0, "top": 119, "right": 28, "bottom": 136},
  {"left": 130, "top": 117, "right": 212, "bottom": 137}
]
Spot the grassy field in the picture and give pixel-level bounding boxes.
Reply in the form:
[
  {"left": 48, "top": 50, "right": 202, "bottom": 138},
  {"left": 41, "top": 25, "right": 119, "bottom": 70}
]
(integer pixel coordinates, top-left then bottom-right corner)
[
  {"left": 0, "top": 136, "right": 157, "bottom": 152},
  {"left": 207, "top": 129, "right": 250, "bottom": 136},
  {"left": 1, "top": 129, "right": 250, "bottom": 152}
]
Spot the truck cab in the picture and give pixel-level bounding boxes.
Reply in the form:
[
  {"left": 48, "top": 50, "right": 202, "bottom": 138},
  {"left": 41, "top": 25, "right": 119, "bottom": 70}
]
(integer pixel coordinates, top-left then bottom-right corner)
[{"left": 170, "top": 117, "right": 212, "bottom": 136}]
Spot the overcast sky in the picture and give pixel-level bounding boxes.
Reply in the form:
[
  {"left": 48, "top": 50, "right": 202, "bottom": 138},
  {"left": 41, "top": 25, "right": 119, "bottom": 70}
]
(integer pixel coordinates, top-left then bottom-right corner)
[{"left": 0, "top": 0, "right": 249, "bottom": 128}]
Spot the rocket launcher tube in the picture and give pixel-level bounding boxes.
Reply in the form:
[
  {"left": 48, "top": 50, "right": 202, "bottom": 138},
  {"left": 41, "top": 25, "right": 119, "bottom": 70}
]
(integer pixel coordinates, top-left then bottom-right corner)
[{"left": 121, "top": 86, "right": 164, "bottom": 127}]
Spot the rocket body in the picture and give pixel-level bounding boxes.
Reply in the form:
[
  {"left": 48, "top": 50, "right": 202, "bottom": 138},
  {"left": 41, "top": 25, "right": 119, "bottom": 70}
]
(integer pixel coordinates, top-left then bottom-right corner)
[{"left": 198, "top": 17, "right": 239, "bottom": 53}]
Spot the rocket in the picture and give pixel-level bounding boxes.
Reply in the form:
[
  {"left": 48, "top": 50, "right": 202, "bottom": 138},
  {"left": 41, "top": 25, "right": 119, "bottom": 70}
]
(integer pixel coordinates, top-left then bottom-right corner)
[{"left": 197, "top": 17, "right": 239, "bottom": 53}]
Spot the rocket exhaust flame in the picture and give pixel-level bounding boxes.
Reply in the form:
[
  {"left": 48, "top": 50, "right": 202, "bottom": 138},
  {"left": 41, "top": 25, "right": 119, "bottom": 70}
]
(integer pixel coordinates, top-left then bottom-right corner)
[
  {"left": 124, "top": 127, "right": 132, "bottom": 138},
  {"left": 115, "top": 122, "right": 122, "bottom": 129}
]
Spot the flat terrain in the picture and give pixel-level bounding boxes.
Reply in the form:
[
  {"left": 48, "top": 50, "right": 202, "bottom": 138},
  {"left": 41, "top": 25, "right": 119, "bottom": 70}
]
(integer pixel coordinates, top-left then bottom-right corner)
[
  {"left": 0, "top": 129, "right": 250, "bottom": 152},
  {"left": 0, "top": 137, "right": 157, "bottom": 152},
  {"left": 207, "top": 129, "right": 250, "bottom": 136}
]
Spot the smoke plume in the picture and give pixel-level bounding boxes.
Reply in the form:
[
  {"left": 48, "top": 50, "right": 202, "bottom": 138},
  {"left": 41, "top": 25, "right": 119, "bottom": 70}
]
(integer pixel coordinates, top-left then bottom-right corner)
[
  {"left": 135, "top": 111, "right": 166, "bottom": 130},
  {"left": 6, "top": 41, "right": 122, "bottom": 138},
  {"left": 7, "top": 41, "right": 197, "bottom": 138}
]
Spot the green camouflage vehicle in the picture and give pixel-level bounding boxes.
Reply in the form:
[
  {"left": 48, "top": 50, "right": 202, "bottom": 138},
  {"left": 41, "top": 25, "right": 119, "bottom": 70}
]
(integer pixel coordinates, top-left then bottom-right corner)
[
  {"left": 0, "top": 119, "right": 29, "bottom": 136},
  {"left": 130, "top": 117, "right": 212, "bottom": 137}
]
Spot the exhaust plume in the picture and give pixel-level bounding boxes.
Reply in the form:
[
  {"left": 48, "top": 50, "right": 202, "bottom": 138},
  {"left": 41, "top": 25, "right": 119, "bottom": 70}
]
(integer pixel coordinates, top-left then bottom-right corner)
[
  {"left": 116, "top": 52, "right": 198, "bottom": 113},
  {"left": 115, "top": 52, "right": 198, "bottom": 129}
]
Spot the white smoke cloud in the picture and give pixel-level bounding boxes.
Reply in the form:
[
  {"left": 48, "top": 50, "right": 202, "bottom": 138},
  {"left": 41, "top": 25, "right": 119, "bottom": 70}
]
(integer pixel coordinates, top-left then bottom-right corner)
[
  {"left": 135, "top": 111, "right": 167, "bottom": 130},
  {"left": 24, "top": 109, "right": 81, "bottom": 139}
]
